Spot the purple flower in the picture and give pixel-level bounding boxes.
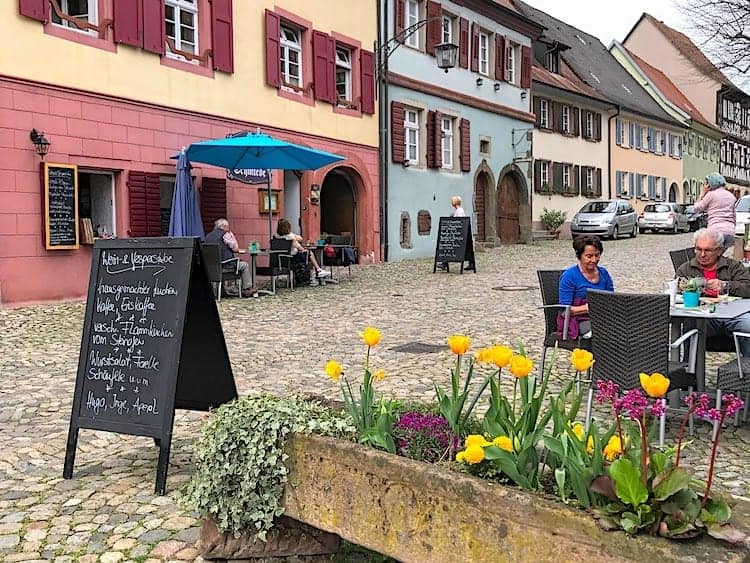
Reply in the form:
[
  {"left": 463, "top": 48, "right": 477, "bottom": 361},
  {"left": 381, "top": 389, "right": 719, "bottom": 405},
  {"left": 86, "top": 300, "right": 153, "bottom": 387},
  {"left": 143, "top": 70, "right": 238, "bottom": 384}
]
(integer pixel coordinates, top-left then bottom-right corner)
[
  {"left": 722, "top": 394, "right": 745, "bottom": 418},
  {"left": 614, "top": 389, "right": 650, "bottom": 420},
  {"left": 595, "top": 380, "right": 619, "bottom": 405},
  {"left": 684, "top": 392, "right": 712, "bottom": 418},
  {"left": 394, "top": 411, "right": 460, "bottom": 462},
  {"left": 650, "top": 399, "right": 667, "bottom": 418},
  {"left": 706, "top": 408, "right": 723, "bottom": 421}
]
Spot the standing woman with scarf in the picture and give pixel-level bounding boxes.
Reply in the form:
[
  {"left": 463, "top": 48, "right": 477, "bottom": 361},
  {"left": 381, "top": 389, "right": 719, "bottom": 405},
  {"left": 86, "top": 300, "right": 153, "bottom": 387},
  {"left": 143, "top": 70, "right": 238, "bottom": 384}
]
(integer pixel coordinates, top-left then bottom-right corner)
[{"left": 692, "top": 172, "right": 736, "bottom": 251}]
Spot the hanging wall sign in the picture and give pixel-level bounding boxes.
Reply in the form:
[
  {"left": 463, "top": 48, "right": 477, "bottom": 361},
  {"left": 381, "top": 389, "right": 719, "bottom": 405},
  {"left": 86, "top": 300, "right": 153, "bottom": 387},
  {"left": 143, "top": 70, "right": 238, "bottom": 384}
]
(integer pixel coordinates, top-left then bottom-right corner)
[{"left": 43, "top": 162, "right": 79, "bottom": 250}]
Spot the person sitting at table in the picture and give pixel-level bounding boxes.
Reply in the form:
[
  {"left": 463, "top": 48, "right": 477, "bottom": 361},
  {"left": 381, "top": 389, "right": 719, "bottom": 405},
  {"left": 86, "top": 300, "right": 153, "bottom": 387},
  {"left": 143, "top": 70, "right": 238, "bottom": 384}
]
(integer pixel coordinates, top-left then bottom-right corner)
[
  {"left": 204, "top": 218, "right": 256, "bottom": 297},
  {"left": 276, "top": 218, "right": 331, "bottom": 283},
  {"left": 676, "top": 228, "right": 750, "bottom": 354},
  {"left": 557, "top": 235, "right": 615, "bottom": 338}
]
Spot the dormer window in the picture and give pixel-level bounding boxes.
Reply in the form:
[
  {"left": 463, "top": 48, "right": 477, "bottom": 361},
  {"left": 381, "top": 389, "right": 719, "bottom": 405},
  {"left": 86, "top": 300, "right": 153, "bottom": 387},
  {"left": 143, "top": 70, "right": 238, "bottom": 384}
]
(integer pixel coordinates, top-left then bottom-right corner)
[{"left": 545, "top": 50, "right": 559, "bottom": 74}]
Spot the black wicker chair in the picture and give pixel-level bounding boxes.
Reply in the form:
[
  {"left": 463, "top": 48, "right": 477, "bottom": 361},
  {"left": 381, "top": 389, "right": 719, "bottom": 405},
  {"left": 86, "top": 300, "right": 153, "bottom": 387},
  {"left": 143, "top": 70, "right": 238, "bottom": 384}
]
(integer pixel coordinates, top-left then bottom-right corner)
[
  {"left": 669, "top": 248, "right": 690, "bottom": 273},
  {"left": 713, "top": 331, "right": 750, "bottom": 437},
  {"left": 537, "top": 270, "right": 592, "bottom": 379},
  {"left": 585, "top": 290, "right": 699, "bottom": 445},
  {"left": 255, "top": 238, "right": 295, "bottom": 293},
  {"left": 200, "top": 243, "right": 243, "bottom": 301}
]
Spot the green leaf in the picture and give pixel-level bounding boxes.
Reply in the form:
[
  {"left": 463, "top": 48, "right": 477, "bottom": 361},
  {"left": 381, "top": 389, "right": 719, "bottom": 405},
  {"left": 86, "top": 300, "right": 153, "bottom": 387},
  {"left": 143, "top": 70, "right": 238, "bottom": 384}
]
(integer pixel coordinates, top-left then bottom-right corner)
[
  {"left": 700, "top": 498, "right": 731, "bottom": 524},
  {"left": 652, "top": 466, "right": 691, "bottom": 501},
  {"left": 650, "top": 451, "right": 667, "bottom": 477},
  {"left": 609, "top": 458, "right": 648, "bottom": 509},
  {"left": 554, "top": 468, "right": 566, "bottom": 499},
  {"left": 619, "top": 511, "right": 641, "bottom": 534}
]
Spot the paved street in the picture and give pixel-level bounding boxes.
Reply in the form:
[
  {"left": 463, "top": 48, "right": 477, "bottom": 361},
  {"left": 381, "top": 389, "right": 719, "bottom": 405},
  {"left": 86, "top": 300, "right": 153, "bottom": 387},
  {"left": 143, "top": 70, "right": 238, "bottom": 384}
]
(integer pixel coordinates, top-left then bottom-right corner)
[{"left": 1, "top": 232, "right": 748, "bottom": 562}]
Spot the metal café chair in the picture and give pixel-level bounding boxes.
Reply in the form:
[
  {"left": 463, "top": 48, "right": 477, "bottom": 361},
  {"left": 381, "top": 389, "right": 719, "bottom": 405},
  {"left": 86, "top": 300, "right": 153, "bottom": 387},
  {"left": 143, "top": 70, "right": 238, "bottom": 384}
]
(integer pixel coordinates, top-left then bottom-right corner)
[
  {"left": 200, "top": 242, "right": 242, "bottom": 301},
  {"left": 713, "top": 331, "right": 750, "bottom": 438}
]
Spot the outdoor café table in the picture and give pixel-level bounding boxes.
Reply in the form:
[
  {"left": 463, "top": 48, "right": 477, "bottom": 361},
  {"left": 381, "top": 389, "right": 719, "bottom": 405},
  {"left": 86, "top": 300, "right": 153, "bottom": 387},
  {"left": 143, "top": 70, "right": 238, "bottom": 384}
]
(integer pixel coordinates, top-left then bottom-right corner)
[
  {"left": 670, "top": 298, "right": 750, "bottom": 391},
  {"left": 236, "top": 248, "right": 286, "bottom": 296}
]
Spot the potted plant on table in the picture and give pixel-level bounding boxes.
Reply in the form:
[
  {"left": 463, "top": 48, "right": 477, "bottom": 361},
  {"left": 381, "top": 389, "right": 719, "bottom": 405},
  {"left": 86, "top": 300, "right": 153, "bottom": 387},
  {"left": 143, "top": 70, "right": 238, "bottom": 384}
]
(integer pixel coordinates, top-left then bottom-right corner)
[{"left": 681, "top": 277, "right": 703, "bottom": 308}]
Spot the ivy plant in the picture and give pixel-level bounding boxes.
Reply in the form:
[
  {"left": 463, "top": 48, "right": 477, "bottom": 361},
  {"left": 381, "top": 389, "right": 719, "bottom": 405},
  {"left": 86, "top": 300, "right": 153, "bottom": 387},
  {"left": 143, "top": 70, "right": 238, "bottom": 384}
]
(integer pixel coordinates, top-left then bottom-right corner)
[{"left": 183, "top": 394, "right": 355, "bottom": 540}]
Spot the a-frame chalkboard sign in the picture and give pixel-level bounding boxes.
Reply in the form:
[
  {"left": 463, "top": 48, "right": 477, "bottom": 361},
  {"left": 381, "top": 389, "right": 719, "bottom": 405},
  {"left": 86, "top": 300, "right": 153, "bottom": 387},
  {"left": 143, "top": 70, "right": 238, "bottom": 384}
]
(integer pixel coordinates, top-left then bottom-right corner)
[
  {"left": 63, "top": 237, "right": 237, "bottom": 494},
  {"left": 433, "top": 216, "right": 476, "bottom": 274}
]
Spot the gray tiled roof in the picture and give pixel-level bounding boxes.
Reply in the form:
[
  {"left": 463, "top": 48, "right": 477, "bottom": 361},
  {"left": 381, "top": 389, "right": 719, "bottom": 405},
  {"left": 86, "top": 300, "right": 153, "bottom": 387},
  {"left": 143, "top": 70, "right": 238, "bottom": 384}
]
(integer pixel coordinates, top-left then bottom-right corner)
[{"left": 514, "top": 0, "right": 683, "bottom": 127}]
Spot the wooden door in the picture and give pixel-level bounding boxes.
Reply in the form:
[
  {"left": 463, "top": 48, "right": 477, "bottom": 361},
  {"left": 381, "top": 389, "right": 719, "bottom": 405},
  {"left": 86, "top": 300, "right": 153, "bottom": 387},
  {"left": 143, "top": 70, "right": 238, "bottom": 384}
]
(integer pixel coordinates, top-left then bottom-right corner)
[
  {"left": 474, "top": 173, "right": 488, "bottom": 241},
  {"left": 497, "top": 174, "right": 519, "bottom": 243}
]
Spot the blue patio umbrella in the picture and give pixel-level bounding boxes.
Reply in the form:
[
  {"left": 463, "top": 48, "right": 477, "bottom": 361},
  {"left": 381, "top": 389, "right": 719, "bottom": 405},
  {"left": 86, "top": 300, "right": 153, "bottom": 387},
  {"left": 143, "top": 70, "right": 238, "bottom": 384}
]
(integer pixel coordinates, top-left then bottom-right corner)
[
  {"left": 185, "top": 130, "right": 345, "bottom": 243},
  {"left": 168, "top": 149, "right": 205, "bottom": 238}
]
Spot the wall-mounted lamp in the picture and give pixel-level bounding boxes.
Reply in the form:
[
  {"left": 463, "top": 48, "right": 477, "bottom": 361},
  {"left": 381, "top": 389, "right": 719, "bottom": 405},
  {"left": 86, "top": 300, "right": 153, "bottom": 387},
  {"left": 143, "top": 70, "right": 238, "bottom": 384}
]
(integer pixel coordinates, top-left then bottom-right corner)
[
  {"left": 403, "top": 158, "right": 411, "bottom": 168},
  {"left": 30, "top": 129, "right": 50, "bottom": 159},
  {"left": 475, "top": 77, "right": 483, "bottom": 87},
  {"left": 493, "top": 82, "right": 501, "bottom": 92},
  {"left": 520, "top": 91, "right": 528, "bottom": 100},
  {"left": 434, "top": 42, "right": 459, "bottom": 73},
  {"left": 309, "top": 183, "right": 321, "bottom": 205}
]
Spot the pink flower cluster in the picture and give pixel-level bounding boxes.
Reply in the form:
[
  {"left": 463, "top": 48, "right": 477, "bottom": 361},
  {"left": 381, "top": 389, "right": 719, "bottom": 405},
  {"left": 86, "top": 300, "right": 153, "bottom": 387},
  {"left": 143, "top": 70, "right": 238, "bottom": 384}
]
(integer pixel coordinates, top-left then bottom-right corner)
[
  {"left": 684, "top": 392, "right": 745, "bottom": 421},
  {"left": 597, "top": 380, "right": 667, "bottom": 420},
  {"left": 595, "top": 380, "right": 619, "bottom": 405}
]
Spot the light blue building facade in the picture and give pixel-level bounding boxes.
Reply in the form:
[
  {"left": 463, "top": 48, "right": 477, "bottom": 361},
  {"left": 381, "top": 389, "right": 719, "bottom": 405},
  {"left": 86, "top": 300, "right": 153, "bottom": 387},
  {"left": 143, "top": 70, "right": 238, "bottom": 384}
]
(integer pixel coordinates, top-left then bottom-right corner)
[{"left": 379, "top": 0, "right": 542, "bottom": 260}]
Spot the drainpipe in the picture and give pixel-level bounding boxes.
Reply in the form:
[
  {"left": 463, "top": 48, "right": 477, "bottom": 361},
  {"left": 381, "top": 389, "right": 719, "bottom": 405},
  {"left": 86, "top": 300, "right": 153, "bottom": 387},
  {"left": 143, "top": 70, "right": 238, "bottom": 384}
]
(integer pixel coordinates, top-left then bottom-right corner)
[
  {"left": 607, "top": 105, "right": 621, "bottom": 199},
  {"left": 376, "top": 0, "right": 389, "bottom": 261}
]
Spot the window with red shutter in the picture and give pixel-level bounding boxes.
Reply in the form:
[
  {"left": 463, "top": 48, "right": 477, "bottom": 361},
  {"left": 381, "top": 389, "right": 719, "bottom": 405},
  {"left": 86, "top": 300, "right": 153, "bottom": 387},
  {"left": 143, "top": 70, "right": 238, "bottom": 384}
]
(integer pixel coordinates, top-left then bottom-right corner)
[
  {"left": 391, "top": 102, "right": 406, "bottom": 164},
  {"left": 495, "top": 35, "right": 505, "bottom": 81},
  {"left": 313, "top": 30, "right": 334, "bottom": 103},
  {"left": 19, "top": 0, "right": 48, "bottom": 22},
  {"left": 210, "top": 0, "right": 234, "bottom": 72},
  {"left": 127, "top": 171, "right": 161, "bottom": 237},
  {"left": 459, "top": 18, "right": 468, "bottom": 69},
  {"left": 113, "top": 0, "right": 142, "bottom": 47},
  {"left": 460, "top": 118, "right": 471, "bottom": 173},
  {"left": 360, "top": 50, "right": 375, "bottom": 114},
  {"left": 520, "top": 45, "right": 531, "bottom": 89},
  {"left": 142, "top": 0, "right": 165, "bottom": 55},
  {"left": 426, "top": 1, "right": 441, "bottom": 56},
  {"left": 265, "top": 10, "right": 281, "bottom": 87},
  {"left": 433, "top": 111, "right": 443, "bottom": 169},
  {"left": 395, "top": 0, "right": 405, "bottom": 42},
  {"left": 470, "top": 23, "right": 479, "bottom": 72},
  {"left": 200, "top": 177, "right": 227, "bottom": 234}
]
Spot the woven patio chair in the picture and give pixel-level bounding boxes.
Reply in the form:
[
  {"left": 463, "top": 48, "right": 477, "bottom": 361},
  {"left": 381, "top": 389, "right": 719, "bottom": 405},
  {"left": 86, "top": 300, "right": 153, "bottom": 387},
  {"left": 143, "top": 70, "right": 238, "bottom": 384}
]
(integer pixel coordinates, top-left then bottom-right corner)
[
  {"left": 713, "top": 331, "right": 750, "bottom": 438},
  {"left": 669, "top": 248, "right": 691, "bottom": 273},
  {"left": 537, "top": 270, "right": 592, "bottom": 383},
  {"left": 585, "top": 290, "right": 699, "bottom": 446}
]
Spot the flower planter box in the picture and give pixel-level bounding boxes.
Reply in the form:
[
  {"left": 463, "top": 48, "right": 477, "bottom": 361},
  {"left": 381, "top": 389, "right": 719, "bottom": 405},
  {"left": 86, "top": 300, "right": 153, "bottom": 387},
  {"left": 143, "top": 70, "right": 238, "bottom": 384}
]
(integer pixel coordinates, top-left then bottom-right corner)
[{"left": 200, "top": 434, "right": 750, "bottom": 562}]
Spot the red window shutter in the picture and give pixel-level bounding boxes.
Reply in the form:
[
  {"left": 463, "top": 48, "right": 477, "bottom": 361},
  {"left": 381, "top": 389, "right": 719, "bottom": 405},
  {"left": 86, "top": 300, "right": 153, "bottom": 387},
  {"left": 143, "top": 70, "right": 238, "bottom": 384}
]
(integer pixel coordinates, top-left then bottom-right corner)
[
  {"left": 595, "top": 113, "right": 602, "bottom": 141},
  {"left": 326, "top": 36, "right": 336, "bottom": 103},
  {"left": 313, "top": 31, "right": 332, "bottom": 102},
  {"left": 265, "top": 9, "right": 281, "bottom": 88},
  {"left": 533, "top": 160, "right": 541, "bottom": 190},
  {"left": 391, "top": 102, "right": 406, "bottom": 164},
  {"left": 426, "top": 110, "right": 436, "bottom": 168},
  {"left": 521, "top": 45, "right": 531, "bottom": 89},
  {"left": 533, "top": 97, "right": 541, "bottom": 127},
  {"left": 459, "top": 18, "right": 469, "bottom": 69},
  {"left": 470, "top": 23, "right": 479, "bottom": 72},
  {"left": 200, "top": 178, "right": 227, "bottom": 234},
  {"left": 572, "top": 107, "right": 580, "bottom": 136},
  {"left": 210, "top": 0, "right": 234, "bottom": 72},
  {"left": 426, "top": 1, "right": 442, "bottom": 56},
  {"left": 142, "top": 0, "right": 165, "bottom": 55},
  {"left": 395, "top": 0, "right": 405, "bottom": 42},
  {"left": 434, "top": 111, "right": 443, "bottom": 169},
  {"left": 495, "top": 35, "right": 505, "bottom": 81},
  {"left": 127, "top": 171, "right": 161, "bottom": 237},
  {"left": 19, "top": 0, "right": 48, "bottom": 22},
  {"left": 360, "top": 50, "right": 375, "bottom": 114},
  {"left": 113, "top": 0, "right": 142, "bottom": 47},
  {"left": 459, "top": 118, "right": 471, "bottom": 173}
]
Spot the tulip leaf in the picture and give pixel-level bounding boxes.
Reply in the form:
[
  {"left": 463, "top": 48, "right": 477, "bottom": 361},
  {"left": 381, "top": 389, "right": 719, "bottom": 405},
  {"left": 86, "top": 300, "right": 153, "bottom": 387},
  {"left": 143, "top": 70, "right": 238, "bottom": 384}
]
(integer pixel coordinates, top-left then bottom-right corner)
[
  {"left": 652, "top": 466, "right": 691, "bottom": 501},
  {"left": 609, "top": 458, "right": 648, "bottom": 509},
  {"left": 554, "top": 468, "right": 566, "bottom": 498},
  {"left": 619, "top": 511, "right": 641, "bottom": 534},
  {"left": 700, "top": 498, "right": 731, "bottom": 524}
]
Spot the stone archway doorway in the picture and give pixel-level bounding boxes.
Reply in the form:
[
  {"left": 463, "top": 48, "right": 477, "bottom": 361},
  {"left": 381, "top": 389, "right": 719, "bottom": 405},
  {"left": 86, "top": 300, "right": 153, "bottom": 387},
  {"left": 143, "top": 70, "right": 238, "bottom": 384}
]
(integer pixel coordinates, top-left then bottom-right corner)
[
  {"left": 474, "top": 171, "right": 491, "bottom": 241},
  {"left": 497, "top": 173, "right": 520, "bottom": 243},
  {"left": 669, "top": 183, "right": 678, "bottom": 203},
  {"left": 320, "top": 168, "right": 357, "bottom": 243}
]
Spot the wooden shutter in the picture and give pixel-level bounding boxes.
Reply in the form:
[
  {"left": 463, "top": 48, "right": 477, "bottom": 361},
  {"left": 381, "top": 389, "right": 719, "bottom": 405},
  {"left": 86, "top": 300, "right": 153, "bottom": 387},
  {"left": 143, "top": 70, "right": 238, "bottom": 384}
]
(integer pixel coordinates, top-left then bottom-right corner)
[
  {"left": 572, "top": 107, "right": 580, "bottom": 136},
  {"left": 360, "top": 50, "right": 375, "bottom": 114},
  {"left": 395, "top": 0, "right": 405, "bottom": 42},
  {"left": 494, "top": 35, "right": 505, "bottom": 80},
  {"left": 391, "top": 102, "right": 406, "bottom": 164},
  {"left": 200, "top": 177, "right": 227, "bottom": 234},
  {"left": 520, "top": 45, "right": 531, "bottom": 89},
  {"left": 113, "top": 0, "right": 141, "bottom": 47},
  {"left": 265, "top": 9, "right": 281, "bottom": 87},
  {"left": 595, "top": 168, "right": 602, "bottom": 197},
  {"left": 459, "top": 18, "right": 469, "bottom": 69},
  {"left": 552, "top": 102, "right": 562, "bottom": 133},
  {"left": 534, "top": 160, "right": 541, "bottom": 190},
  {"left": 573, "top": 165, "right": 580, "bottom": 193},
  {"left": 426, "top": 111, "right": 437, "bottom": 168},
  {"left": 459, "top": 118, "right": 471, "bottom": 173},
  {"left": 533, "top": 97, "right": 541, "bottom": 127},
  {"left": 313, "top": 31, "right": 334, "bottom": 103},
  {"left": 19, "top": 0, "right": 48, "bottom": 22},
  {"left": 127, "top": 171, "right": 161, "bottom": 237},
  {"left": 470, "top": 23, "right": 479, "bottom": 72},
  {"left": 426, "top": 1, "right": 442, "bottom": 56},
  {"left": 434, "top": 111, "right": 442, "bottom": 168},
  {"left": 594, "top": 113, "right": 602, "bottom": 141},
  {"left": 548, "top": 102, "right": 555, "bottom": 132},
  {"left": 142, "top": 0, "right": 165, "bottom": 54},
  {"left": 210, "top": 0, "right": 234, "bottom": 72},
  {"left": 552, "top": 163, "right": 562, "bottom": 193}
]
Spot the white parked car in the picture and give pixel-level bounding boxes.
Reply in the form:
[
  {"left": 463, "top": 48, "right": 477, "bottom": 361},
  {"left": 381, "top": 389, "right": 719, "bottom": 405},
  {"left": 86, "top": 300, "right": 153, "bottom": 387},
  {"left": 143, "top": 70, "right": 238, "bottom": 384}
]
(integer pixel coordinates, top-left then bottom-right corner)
[
  {"left": 637, "top": 203, "right": 690, "bottom": 234},
  {"left": 735, "top": 195, "right": 750, "bottom": 236},
  {"left": 570, "top": 200, "right": 637, "bottom": 239}
]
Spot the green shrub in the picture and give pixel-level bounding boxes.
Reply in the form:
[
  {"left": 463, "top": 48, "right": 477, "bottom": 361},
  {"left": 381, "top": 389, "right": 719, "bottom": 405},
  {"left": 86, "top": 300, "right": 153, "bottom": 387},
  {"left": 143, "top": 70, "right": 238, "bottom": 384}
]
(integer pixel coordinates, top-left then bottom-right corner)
[{"left": 540, "top": 208, "right": 567, "bottom": 233}]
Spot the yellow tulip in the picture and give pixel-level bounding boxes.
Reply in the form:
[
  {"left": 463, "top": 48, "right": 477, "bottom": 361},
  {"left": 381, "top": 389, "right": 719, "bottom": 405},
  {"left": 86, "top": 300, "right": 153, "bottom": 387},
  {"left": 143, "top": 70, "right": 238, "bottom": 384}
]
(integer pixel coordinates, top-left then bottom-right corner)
[
  {"left": 360, "top": 327, "right": 382, "bottom": 347},
  {"left": 603, "top": 435, "right": 624, "bottom": 461},
  {"left": 490, "top": 345, "right": 513, "bottom": 368},
  {"left": 586, "top": 435, "right": 594, "bottom": 454},
  {"left": 475, "top": 348, "right": 492, "bottom": 364},
  {"left": 324, "top": 360, "right": 343, "bottom": 382},
  {"left": 373, "top": 369, "right": 385, "bottom": 381},
  {"left": 456, "top": 450, "right": 466, "bottom": 463},
  {"left": 570, "top": 422, "right": 585, "bottom": 441},
  {"left": 493, "top": 435, "right": 513, "bottom": 452},
  {"left": 509, "top": 355, "right": 534, "bottom": 378},
  {"left": 447, "top": 334, "right": 471, "bottom": 355},
  {"left": 464, "top": 434, "right": 491, "bottom": 448},
  {"left": 570, "top": 348, "right": 595, "bottom": 372},
  {"left": 463, "top": 444, "right": 485, "bottom": 464},
  {"left": 639, "top": 372, "right": 670, "bottom": 398}
]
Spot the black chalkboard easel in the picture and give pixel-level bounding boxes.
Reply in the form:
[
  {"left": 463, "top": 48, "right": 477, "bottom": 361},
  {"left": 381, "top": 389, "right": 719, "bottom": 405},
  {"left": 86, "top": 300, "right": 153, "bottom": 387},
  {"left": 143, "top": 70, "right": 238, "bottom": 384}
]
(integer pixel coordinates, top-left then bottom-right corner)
[
  {"left": 63, "top": 237, "right": 237, "bottom": 494},
  {"left": 433, "top": 216, "right": 476, "bottom": 274}
]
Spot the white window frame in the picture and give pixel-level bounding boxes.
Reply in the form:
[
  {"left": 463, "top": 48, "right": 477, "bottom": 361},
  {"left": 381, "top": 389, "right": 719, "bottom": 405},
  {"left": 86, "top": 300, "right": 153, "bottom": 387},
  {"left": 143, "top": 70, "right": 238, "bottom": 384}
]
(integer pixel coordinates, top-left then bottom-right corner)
[
  {"left": 405, "top": 109, "right": 420, "bottom": 165},
  {"left": 52, "top": 0, "right": 99, "bottom": 33},
  {"left": 166, "top": 0, "right": 198, "bottom": 58},
  {"left": 540, "top": 161, "right": 549, "bottom": 187},
  {"left": 539, "top": 99, "right": 549, "bottom": 129},
  {"left": 441, "top": 14, "right": 454, "bottom": 45},
  {"left": 280, "top": 24, "right": 303, "bottom": 88},
  {"left": 585, "top": 167, "right": 593, "bottom": 191},
  {"left": 562, "top": 105, "right": 570, "bottom": 134},
  {"left": 405, "top": 0, "right": 420, "bottom": 48},
  {"left": 335, "top": 45, "right": 352, "bottom": 103},
  {"left": 441, "top": 117, "right": 454, "bottom": 169},
  {"left": 479, "top": 32, "right": 490, "bottom": 76},
  {"left": 506, "top": 43, "right": 516, "bottom": 84},
  {"left": 545, "top": 50, "right": 559, "bottom": 73},
  {"left": 585, "top": 112, "right": 593, "bottom": 138},
  {"left": 78, "top": 170, "right": 116, "bottom": 238},
  {"left": 562, "top": 164, "right": 571, "bottom": 188}
]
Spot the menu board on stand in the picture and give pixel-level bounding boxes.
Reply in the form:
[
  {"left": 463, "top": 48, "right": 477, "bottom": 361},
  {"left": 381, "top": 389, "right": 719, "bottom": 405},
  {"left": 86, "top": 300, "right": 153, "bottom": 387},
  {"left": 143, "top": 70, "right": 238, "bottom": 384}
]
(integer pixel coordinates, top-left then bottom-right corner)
[
  {"left": 63, "top": 237, "right": 237, "bottom": 494},
  {"left": 433, "top": 216, "right": 476, "bottom": 274},
  {"left": 43, "top": 163, "right": 79, "bottom": 250}
]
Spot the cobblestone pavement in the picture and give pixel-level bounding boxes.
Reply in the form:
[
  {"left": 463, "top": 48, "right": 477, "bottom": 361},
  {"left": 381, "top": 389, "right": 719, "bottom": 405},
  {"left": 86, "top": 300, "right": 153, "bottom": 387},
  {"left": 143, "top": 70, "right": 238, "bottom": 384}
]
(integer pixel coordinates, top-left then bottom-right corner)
[{"left": 1, "top": 232, "right": 748, "bottom": 562}]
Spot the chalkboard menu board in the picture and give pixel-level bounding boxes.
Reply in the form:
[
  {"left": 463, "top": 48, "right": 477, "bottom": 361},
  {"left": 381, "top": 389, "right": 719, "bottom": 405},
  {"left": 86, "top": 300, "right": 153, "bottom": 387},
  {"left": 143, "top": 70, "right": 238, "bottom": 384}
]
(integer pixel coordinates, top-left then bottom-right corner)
[
  {"left": 433, "top": 216, "right": 476, "bottom": 274},
  {"left": 43, "top": 163, "right": 79, "bottom": 250},
  {"left": 64, "top": 237, "right": 237, "bottom": 494}
]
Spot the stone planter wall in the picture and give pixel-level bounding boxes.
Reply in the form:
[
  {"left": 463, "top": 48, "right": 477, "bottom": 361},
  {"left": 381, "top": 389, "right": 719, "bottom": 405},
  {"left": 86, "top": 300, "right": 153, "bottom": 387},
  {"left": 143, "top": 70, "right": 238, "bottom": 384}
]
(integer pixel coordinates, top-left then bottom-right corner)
[{"left": 203, "top": 433, "right": 750, "bottom": 562}]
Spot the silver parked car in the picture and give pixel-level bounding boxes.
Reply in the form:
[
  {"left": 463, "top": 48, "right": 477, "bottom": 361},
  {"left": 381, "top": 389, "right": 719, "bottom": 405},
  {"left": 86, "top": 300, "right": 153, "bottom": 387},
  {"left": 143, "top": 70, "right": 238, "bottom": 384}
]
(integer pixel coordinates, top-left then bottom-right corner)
[
  {"left": 637, "top": 203, "right": 690, "bottom": 234},
  {"left": 570, "top": 200, "right": 637, "bottom": 239},
  {"left": 735, "top": 195, "right": 750, "bottom": 236}
]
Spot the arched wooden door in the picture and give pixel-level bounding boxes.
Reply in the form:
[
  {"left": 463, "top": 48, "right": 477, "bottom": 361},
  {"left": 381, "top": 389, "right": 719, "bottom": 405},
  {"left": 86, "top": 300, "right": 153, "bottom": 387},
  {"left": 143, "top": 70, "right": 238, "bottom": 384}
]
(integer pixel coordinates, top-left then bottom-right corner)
[
  {"left": 669, "top": 183, "right": 678, "bottom": 202},
  {"left": 474, "top": 172, "right": 490, "bottom": 241},
  {"left": 497, "top": 174, "right": 520, "bottom": 243}
]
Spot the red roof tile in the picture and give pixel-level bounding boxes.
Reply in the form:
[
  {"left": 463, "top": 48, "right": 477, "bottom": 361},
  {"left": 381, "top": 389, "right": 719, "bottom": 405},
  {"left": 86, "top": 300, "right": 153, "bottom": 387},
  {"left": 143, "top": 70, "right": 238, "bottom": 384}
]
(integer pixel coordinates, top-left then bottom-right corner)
[{"left": 532, "top": 59, "right": 610, "bottom": 103}]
